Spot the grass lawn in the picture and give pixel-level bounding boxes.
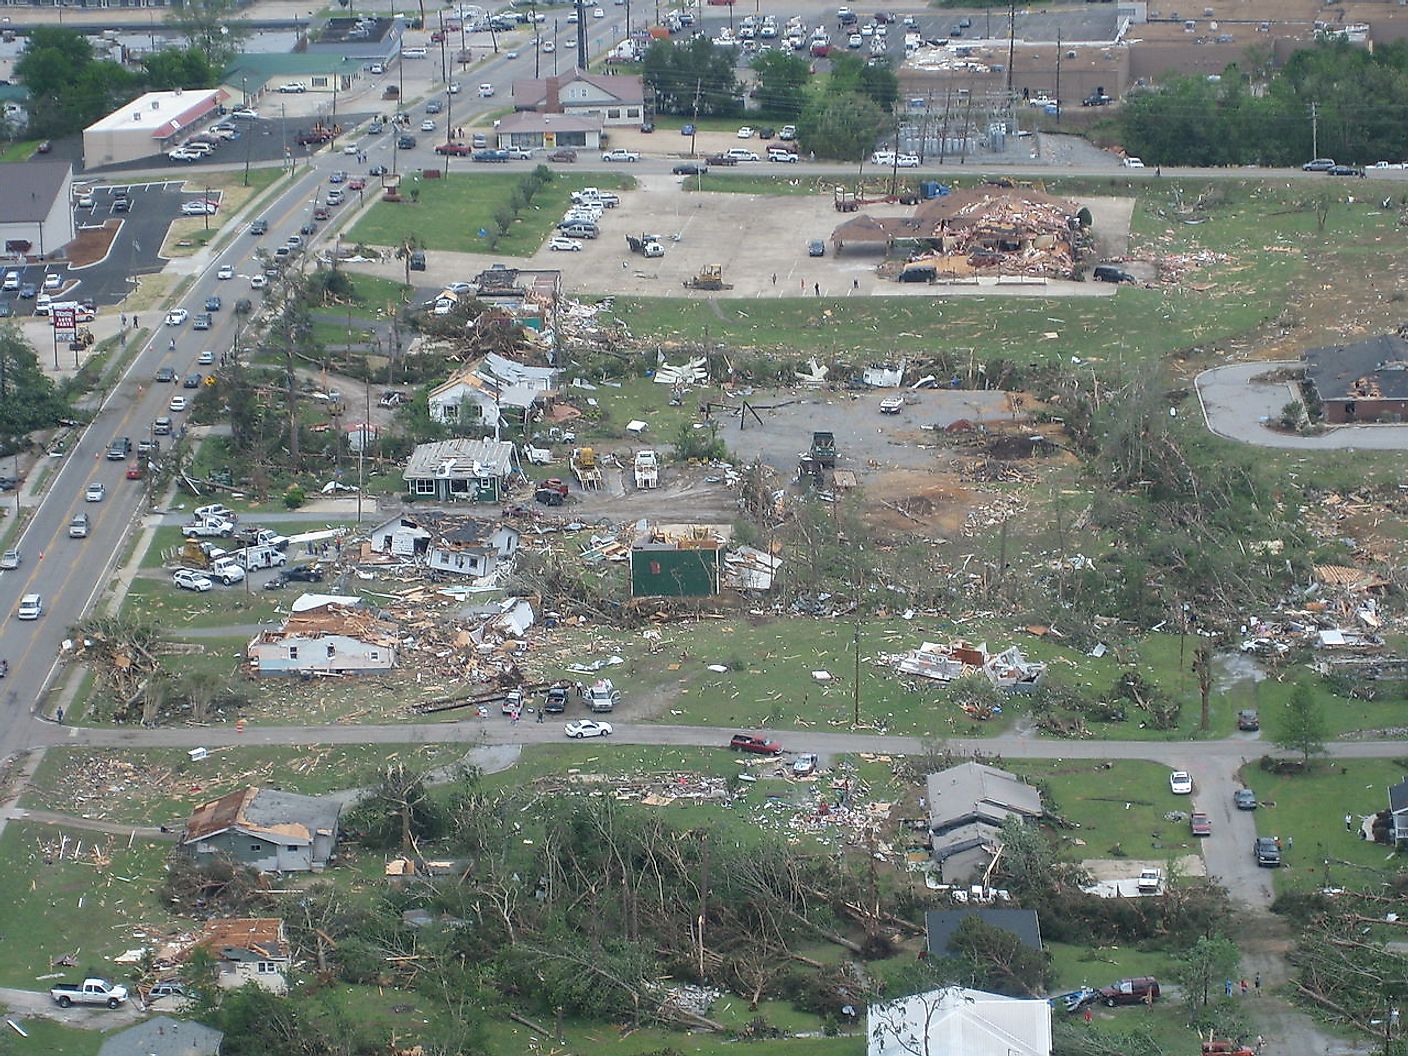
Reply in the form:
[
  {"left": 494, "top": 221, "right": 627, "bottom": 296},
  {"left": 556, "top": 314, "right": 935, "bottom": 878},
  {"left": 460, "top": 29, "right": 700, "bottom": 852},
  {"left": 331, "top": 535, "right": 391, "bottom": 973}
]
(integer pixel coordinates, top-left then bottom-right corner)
[
  {"left": 124, "top": 273, "right": 176, "bottom": 313},
  {"left": 0, "top": 821, "right": 174, "bottom": 990},
  {"left": 1047, "top": 940, "right": 1179, "bottom": 991},
  {"left": 347, "top": 171, "right": 633, "bottom": 255},
  {"left": 162, "top": 168, "right": 286, "bottom": 257},
  {"left": 0, "top": 1018, "right": 100, "bottom": 1056},
  {"left": 122, "top": 574, "right": 284, "bottom": 628},
  {"left": 0, "top": 140, "right": 43, "bottom": 163},
  {"left": 689, "top": 173, "right": 825, "bottom": 195},
  {"left": 1244, "top": 759, "right": 1408, "bottom": 891},
  {"left": 20, "top": 743, "right": 468, "bottom": 826},
  {"left": 1011, "top": 760, "right": 1199, "bottom": 862}
]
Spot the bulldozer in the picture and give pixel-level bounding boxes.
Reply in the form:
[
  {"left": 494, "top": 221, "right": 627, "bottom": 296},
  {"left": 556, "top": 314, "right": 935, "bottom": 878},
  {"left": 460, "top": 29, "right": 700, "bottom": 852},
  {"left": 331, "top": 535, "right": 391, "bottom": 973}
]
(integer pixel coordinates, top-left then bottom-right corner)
[
  {"left": 69, "top": 326, "right": 94, "bottom": 352},
  {"left": 683, "top": 264, "right": 733, "bottom": 291}
]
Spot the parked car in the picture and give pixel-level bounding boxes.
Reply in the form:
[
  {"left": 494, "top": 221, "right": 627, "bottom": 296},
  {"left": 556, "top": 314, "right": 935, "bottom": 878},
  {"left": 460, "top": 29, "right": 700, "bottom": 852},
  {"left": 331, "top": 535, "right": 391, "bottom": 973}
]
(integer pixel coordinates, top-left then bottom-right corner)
[
  {"left": 1189, "top": 811, "right": 1212, "bottom": 836},
  {"left": 169, "top": 395, "right": 189, "bottom": 412},
  {"left": 792, "top": 753, "right": 818, "bottom": 776},
  {"left": 106, "top": 437, "right": 132, "bottom": 461},
  {"left": 164, "top": 309, "right": 188, "bottom": 326},
  {"left": 602, "top": 148, "right": 641, "bottom": 162},
  {"left": 879, "top": 396, "right": 904, "bottom": 414},
  {"left": 85, "top": 482, "right": 105, "bottom": 502},
  {"left": 1233, "top": 788, "right": 1257, "bottom": 810},
  {"left": 548, "top": 148, "right": 578, "bottom": 163},
  {"left": 565, "top": 719, "right": 613, "bottom": 739},
  {"left": 544, "top": 685, "right": 570, "bottom": 713},
  {"left": 173, "top": 569, "right": 214, "bottom": 592},
  {"left": 1093, "top": 265, "right": 1137, "bottom": 283},
  {"left": 1302, "top": 158, "right": 1336, "bottom": 172},
  {"left": 1254, "top": 835, "right": 1282, "bottom": 867},
  {"left": 1169, "top": 770, "right": 1192, "bottom": 794},
  {"left": 1122, "top": 156, "right": 1145, "bottom": 168},
  {"left": 1136, "top": 868, "right": 1161, "bottom": 893},
  {"left": 217, "top": 264, "right": 234, "bottom": 280},
  {"left": 1237, "top": 708, "right": 1260, "bottom": 731},
  {"left": 549, "top": 237, "right": 582, "bottom": 252},
  {"left": 193, "top": 312, "right": 212, "bottom": 330},
  {"left": 68, "top": 513, "right": 90, "bottom": 538},
  {"left": 730, "top": 733, "right": 782, "bottom": 755},
  {"left": 16, "top": 593, "right": 42, "bottom": 620},
  {"left": 1099, "top": 978, "right": 1159, "bottom": 1007},
  {"left": 672, "top": 162, "right": 706, "bottom": 175},
  {"left": 0, "top": 548, "right": 19, "bottom": 570}
]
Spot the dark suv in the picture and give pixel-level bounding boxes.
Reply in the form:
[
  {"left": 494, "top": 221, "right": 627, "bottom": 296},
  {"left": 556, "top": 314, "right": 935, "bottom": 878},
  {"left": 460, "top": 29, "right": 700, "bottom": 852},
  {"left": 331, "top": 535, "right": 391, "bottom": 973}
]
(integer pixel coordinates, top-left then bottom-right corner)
[
  {"left": 1237, "top": 709, "right": 1260, "bottom": 731},
  {"left": 729, "top": 733, "right": 783, "bottom": 755},
  {"left": 1099, "top": 977, "right": 1159, "bottom": 1007},
  {"left": 106, "top": 437, "right": 132, "bottom": 461},
  {"left": 544, "top": 685, "right": 569, "bottom": 713},
  {"left": 1254, "top": 836, "right": 1282, "bottom": 868}
]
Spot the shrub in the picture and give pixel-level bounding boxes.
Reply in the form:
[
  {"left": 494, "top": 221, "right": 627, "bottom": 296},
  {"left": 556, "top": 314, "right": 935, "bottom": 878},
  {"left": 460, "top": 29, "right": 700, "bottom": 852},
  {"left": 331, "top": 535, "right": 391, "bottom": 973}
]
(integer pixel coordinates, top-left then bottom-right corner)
[{"left": 282, "top": 484, "right": 306, "bottom": 509}]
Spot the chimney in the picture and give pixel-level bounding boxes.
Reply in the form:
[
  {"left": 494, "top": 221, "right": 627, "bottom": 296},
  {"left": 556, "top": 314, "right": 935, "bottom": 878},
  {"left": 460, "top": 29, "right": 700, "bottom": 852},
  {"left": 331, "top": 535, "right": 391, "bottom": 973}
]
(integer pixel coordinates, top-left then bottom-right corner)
[{"left": 545, "top": 75, "right": 560, "bottom": 114}]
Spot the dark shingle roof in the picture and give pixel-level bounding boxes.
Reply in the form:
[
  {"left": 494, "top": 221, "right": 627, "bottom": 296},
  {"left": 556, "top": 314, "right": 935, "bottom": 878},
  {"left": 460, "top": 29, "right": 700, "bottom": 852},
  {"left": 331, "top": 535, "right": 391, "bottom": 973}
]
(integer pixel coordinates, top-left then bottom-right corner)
[
  {"left": 0, "top": 160, "right": 71, "bottom": 223},
  {"left": 1389, "top": 778, "right": 1408, "bottom": 814},
  {"left": 925, "top": 908, "right": 1043, "bottom": 956},
  {"left": 1305, "top": 334, "right": 1408, "bottom": 402}
]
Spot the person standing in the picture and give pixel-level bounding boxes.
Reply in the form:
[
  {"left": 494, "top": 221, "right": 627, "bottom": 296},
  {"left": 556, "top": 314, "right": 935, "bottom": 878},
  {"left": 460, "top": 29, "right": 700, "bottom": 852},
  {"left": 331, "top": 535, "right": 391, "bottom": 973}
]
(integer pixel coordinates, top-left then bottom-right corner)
[
  {"left": 1346, "top": 812, "right": 1354, "bottom": 831},
  {"left": 1254, "top": 972, "right": 1261, "bottom": 994}
]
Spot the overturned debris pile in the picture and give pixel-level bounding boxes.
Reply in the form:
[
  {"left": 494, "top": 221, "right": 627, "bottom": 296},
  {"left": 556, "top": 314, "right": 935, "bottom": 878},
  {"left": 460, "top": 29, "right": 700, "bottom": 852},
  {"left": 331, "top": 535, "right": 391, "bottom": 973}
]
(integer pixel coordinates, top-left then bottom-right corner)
[{"left": 886, "top": 640, "right": 1047, "bottom": 691}]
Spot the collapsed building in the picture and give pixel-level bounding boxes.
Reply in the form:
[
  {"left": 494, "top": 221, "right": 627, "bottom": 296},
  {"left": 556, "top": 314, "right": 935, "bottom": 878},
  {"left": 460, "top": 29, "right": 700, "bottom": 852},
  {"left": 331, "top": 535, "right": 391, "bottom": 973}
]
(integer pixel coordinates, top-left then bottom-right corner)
[
  {"left": 246, "top": 595, "right": 398, "bottom": 677},
  {"left": 831, "top": 187, "right": 1086, "bottom": 280},
  {"left": 890, "top": 640, "right": 1047, "bottom": 693}
]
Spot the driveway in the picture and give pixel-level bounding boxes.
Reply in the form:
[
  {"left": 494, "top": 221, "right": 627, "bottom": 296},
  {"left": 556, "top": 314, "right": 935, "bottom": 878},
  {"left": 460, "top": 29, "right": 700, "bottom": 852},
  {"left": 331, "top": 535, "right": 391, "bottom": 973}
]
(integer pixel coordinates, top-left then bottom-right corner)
[
  {"left": 0, "top": 986, "right": 140, "bottom": 1029},
  {"left": 1196, "top": 361, "right": 1408, "bottom": 449}
]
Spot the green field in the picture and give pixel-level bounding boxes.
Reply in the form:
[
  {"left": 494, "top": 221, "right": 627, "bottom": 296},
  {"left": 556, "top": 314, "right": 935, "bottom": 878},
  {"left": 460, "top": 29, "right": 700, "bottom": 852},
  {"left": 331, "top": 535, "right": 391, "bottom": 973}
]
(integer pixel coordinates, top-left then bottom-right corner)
[
  {"left": 1245, "top": 759, "right": 1408, "bottom": 890},
  {"left": 0, "top": 140, "right": 43, "bottom": 163},
  {"left": 0, "top": 821, "right": 174, "bottom": 990},
  {"left": 348, "top": 171, "right": 634, "bottom": 255}
]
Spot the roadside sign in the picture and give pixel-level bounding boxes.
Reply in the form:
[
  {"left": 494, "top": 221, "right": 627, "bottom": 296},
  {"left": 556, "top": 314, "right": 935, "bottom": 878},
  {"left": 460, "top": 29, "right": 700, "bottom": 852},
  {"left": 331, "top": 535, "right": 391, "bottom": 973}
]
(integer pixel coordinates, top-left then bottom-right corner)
[{"left": 52, "top": 306, "right": 76, "bottom": 341}]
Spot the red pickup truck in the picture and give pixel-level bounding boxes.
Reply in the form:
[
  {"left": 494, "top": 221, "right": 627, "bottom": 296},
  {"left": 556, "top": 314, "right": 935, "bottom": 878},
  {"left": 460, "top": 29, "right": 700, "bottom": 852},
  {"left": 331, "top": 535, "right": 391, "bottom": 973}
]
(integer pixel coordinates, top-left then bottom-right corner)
[
  {"left": 730, "top": 734, "right": 782, "bottom": 755},
  {"left": 435, "top": 141, "right": 472, "bottom": 156}
]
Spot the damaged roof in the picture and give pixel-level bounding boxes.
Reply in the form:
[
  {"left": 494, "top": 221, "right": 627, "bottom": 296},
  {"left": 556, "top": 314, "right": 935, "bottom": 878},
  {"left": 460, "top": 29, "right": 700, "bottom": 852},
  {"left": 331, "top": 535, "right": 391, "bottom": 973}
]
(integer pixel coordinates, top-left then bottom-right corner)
[
  {"left": 926, "top": 762, "right": 1043, "bottom": 828},
  {"left": 1305, "top": 333, "right": 1408, "bottom": 402},
  {"left": 194, "top": 917, "right": 290, "bottom": 962},
  {"left": 403, "top": 438, "right": 517, "bottom": 481},
  {"left": 181, "top": 786, "right": 341, "bottom": 847}
]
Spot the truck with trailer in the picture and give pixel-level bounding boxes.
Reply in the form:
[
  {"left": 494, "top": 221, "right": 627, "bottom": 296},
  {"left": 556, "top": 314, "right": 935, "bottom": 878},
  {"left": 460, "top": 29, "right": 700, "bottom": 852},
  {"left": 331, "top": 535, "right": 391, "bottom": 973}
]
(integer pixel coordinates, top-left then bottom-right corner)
[{"left": 570, "top": 447, "right": 603, "bottom": 490}]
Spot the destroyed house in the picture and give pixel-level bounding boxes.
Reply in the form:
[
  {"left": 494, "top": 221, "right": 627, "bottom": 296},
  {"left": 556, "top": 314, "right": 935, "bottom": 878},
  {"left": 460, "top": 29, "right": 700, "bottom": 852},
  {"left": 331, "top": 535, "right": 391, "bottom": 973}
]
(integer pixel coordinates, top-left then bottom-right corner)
[
  {"left": 629, "top": 523, "right": 726, "bottom": 598},
  {"left": 247, "top": 605, "right": 397, "bottom": 676},
  {"left": 368, "top": 512, "right": 520, "bottom": 577},
  {"left": 403, "top": 438, "right": 519, "bottom": 502},
  {"left": 1304, "top": 334, "right": 1408, "bottom": 424},
  {"left": 894, "top": 640, "right": 1046, "bottom": 691},
  {"left": 429, "top": 353, "right": 559, "bottom": 427},
  {"left": 926, "top": 762, "right": 1042, "bottom": 883},
  {"left": 179, "top": 786, "right": 341, "bottom": 872},
  {"left": 187, "top": 917, "right": 292, "bottom": 994}
]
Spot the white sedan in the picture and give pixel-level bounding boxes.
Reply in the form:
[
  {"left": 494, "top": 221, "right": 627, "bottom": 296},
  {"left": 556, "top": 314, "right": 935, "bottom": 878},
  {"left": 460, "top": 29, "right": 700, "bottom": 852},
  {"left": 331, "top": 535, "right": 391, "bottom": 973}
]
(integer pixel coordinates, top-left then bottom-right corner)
[
  {"left": 343, "top": 143, "right": 359, "bottom": 155},
  {"left": 895, "top": 153, "right": 920, "bottom": 168},
  {"left": 164, "top": 309, "right": 189, "bottom": 326},
  {"left": 565, "top": 719, "right": 613, "bottom": 739},
  {"left": 250, "top": 275, "right": 268, "bottom": 289},
  {"left": 549, "top": 237, "right": 582, "bottom": 251},
  {"left": 1169, "top": 770, "right": 1193, "bottom": 795},
  {"left": 217, "top": 264, "right": 234, "bottom": 279},
  {"left": 737, "top": 126, "right": 755, "bottom": 139},
  {"left": 173, "top": 569, "right": 214, "bottom": 592},
  {"left": 169, "top": 395, "right": 189, "bottom": 412},
  {"left": 85, "top": 482, "right": 105, "bottom": 502},
  {"left": 181, "top": 200, "right": 218, "bottom": 216}
]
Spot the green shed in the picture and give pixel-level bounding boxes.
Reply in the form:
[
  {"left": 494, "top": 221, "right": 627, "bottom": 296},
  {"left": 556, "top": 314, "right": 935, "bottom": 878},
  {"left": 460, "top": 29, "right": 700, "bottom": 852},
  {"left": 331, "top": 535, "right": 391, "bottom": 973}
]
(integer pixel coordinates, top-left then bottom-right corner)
[{"left": 629, "top": 534, "right": 722, "bottom": 598}]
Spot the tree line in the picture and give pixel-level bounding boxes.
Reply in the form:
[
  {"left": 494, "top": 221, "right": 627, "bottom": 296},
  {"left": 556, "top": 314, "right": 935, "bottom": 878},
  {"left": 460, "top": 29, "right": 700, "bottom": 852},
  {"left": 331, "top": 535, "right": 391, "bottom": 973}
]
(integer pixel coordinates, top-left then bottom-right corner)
[
  {"left": 1118, "top": 39, "right": 1408, "bottom": 167},
  {"left": 16, "top": 0, "right": 248, "bottom": 138}
]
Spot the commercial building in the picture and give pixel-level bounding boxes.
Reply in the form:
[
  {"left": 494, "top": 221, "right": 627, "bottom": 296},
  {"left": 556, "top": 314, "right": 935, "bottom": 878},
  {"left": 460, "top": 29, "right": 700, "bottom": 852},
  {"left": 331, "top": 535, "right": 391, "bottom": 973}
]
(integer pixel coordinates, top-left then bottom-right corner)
[
  {"left": 495, "top": 111, "right": 603, "bottom": 151},
  {"left": 82, "top": 88, "right": 224, "bottom": 167},
  {"left": 0, "top": 160, "right": 75, "bottom": 260}
]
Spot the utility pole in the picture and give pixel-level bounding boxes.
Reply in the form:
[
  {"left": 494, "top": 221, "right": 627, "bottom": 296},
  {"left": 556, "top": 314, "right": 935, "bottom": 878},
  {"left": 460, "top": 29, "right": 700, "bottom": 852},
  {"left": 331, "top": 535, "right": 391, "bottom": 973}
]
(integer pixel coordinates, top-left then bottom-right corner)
[
  {"left": 852, "top": 612, "right": 861, "bottom": 727},
  {"left": 1310, "top": 100, "right": 1319, "bottom": 158},
  {"left": 440, "top": 22, "right": 452, "bottom": 173},
  {"left": 1006, "top": 0, "right": 1016, "bottom": 95},
  {"left": 1053, "top": 32, "right": 1062, "bottom": 125},
  {"left": 575, "top": 0, "right": 587, "bottom": 67},
  {"left": 689, "top": 77, "right": 702, "bottom": 156}
]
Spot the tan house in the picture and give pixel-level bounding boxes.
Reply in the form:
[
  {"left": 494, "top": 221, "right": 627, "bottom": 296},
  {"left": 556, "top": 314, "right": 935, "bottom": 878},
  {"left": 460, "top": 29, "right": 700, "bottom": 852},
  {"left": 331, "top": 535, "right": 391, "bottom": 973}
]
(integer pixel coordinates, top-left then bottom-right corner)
[
  {"left": 511, "top": 71, "right": 645, "bottom": 126},
  {"left": 495, "top": 111, "right": 603, "bottom": 151}
]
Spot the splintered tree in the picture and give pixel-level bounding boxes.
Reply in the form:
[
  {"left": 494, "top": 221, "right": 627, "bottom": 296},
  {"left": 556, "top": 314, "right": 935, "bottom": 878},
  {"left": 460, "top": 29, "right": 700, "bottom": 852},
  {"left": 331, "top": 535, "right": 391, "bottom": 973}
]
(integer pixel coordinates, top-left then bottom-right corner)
[{"left": 1194, "top": 637, "right": 1214, "bottom": 732}]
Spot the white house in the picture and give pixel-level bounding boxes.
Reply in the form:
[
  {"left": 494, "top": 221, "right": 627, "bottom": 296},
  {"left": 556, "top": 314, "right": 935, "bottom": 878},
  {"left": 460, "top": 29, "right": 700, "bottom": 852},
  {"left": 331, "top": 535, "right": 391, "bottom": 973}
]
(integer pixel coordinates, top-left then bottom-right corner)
[
  {"left": 428, "top": 521, "right": 520, "bottom": 578},
  {"left": 368, "top": 514, "right": 433, "bottom": 558},
  {"left": 247, "top": 600, "right": 397, "bottom": 676},
  {"left": 869, "top": 987, "right": 1051, "bottom": 1056},
  {"left": 511, "top": 71, "right": 645, "bottom": 127},
  {"left": 429, "top": 353, "right": 559, "bottom": 426}
]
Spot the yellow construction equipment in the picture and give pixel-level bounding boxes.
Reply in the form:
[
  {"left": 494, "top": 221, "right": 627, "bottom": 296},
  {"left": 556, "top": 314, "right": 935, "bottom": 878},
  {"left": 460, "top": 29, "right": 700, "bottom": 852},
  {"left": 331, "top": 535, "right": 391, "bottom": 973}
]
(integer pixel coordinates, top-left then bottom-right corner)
[{"left": 683, "top": 264, "right": 733, "bottom": 291}]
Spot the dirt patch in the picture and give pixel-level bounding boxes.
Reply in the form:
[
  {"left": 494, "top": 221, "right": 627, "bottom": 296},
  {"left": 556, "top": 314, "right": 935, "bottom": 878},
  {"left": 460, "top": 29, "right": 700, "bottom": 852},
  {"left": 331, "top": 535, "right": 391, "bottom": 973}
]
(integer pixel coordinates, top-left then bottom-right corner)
[
  {"left": 68, "top": 221, "right": 120, "bottom": 268},
  {"left": 862, "top": 467, "right": 976, "bottom": 536}
]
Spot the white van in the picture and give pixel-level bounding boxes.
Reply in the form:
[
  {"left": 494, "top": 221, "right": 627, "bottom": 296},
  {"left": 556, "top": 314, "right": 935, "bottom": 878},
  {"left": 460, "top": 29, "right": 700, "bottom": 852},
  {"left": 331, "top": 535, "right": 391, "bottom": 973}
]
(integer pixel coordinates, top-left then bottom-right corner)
[
  {"left": 401, "top": 46, "right": 427, "bottom": 58},
  {"left": 1, "top": 271, "right": 18, "bottom": 291}
]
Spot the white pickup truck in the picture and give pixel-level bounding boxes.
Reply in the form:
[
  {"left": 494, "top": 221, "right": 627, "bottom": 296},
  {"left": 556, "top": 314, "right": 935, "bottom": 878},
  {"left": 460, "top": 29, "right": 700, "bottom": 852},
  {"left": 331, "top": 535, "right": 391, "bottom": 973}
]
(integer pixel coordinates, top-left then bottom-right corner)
[
  {"left": 51, "top": 978, "right": 129, "bottom": 1009},
  {"left": 182, "top": 517, "right": 236, "bottom": 538}
]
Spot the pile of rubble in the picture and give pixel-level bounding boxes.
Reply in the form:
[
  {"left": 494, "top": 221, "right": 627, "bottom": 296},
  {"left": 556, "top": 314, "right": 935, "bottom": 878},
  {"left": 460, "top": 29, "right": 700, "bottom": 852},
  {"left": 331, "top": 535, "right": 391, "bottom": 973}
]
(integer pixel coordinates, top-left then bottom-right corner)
[{"left": 885, "top": 640, "right": 1047, "bottom": 693}]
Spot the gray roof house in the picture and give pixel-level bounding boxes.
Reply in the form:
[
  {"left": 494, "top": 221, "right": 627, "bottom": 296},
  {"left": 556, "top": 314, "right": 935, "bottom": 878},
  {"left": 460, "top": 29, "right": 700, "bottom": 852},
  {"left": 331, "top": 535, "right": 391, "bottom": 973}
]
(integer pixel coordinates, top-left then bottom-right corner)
[
  {"left": 926, "top": 908, "right": 1043, "bottom": 958},
  {"left": 1390, "top": 778, "right": 1408, "bottom": 845},
  {"left": 179, "top": 786, "right": 341, "bottom": 873},
  {"left": 403, "top": 438, "right": 519, "bottom": 503},
  {"left": 926, "top": 762, "right": 1043, "bottom": 883},
  {"left": 1305, "top": 334, "right": 1408, "bottom": 424},
  {"left": 98, "top": 1017, "right": 223, "bottom": 1056}
]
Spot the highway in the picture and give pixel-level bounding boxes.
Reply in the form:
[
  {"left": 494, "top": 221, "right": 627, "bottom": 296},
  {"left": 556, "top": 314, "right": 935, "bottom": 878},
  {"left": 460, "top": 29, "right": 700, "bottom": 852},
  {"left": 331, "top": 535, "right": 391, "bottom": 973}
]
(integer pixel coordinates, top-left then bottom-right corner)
[{"left": 0, "top": 19, "right": 623, "bottom": 760}]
